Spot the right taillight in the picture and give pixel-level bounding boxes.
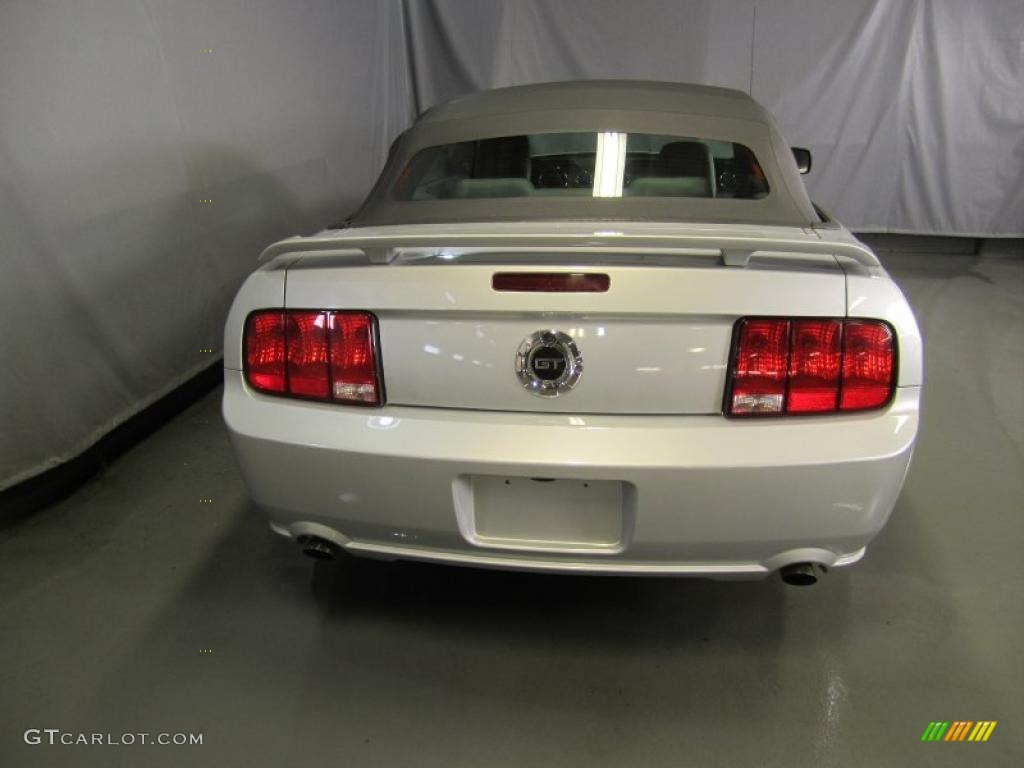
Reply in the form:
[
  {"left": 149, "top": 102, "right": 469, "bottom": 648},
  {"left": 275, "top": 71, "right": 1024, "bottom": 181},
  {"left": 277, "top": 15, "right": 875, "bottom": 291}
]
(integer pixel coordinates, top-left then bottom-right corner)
[
  {"left": 244, "top": 309, "right": 382, "bottom": 406},
  {"left": 726, "top": 318, "right": 895, "bottom": 416},
  {"left": 839, "top": 320, "right": 895, "bottom": 411}
]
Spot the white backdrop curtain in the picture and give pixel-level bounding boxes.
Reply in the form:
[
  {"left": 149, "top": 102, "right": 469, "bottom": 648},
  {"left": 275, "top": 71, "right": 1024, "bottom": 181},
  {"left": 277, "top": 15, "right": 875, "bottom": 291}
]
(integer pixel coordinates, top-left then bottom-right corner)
[
  {"left": 401, "top": 0, "right": 1024, "bottom": 237},
  {"left": 1, "top": 0, "right": 1021, "bottom": 491},
  {"left": 0, "top": 0, "right": 410, "bottom": 491}
]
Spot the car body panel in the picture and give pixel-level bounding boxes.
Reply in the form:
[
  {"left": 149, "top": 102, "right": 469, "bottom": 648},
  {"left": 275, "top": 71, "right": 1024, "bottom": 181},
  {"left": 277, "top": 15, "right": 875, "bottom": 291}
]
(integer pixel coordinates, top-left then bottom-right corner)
[
  {"left": 224, "top": 371, "right": 918, "bottom": 576},
  {"left": 283, "top": 257, "right": 847, "bottom": 415},
  {"left": 353, "top": 80, "right": 820, "bottom": 227},
  {"left": 255, "top": 220, "right": 882, "bottom": 268},
  {"left": 223, "top": 82, "right": 921, "bottom": 578}
]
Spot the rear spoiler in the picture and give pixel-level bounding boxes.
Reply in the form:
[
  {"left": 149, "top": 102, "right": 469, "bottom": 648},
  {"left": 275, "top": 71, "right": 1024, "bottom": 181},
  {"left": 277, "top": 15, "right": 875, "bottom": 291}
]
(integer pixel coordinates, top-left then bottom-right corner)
[{"left": 258, "top": 232, "right": 880, "bottom": 268}]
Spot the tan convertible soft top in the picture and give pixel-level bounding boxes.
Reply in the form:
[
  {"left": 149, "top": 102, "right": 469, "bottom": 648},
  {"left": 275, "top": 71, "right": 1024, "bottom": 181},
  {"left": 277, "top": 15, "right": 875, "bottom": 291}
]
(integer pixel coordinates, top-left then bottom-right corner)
[
  {"left": 352, "top": 80, "right": 820, "bottom": 228},
  {"left": 418, "top": 80, "right": 775, "bottom": 125}
]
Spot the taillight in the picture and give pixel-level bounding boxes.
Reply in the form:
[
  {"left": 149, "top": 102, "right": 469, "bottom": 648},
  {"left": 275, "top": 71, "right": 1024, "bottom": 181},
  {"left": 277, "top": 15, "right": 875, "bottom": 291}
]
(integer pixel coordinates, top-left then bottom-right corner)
[
  {"left": 788, "top": 319, "right": 842, "bottom": 413},
  {"left": 729, "top": 319, "right": 789, "bottom": 415},
  {"left": 328, "top": 312, "right": 379, "bottom": 404},
  {"left": 244, "top": 311, "right": 286, "bottom": 393},
  {"left": 839, "top": 320, "right": 895, "bottom": 411},
  {"left": 244, "top": 310, "right": 381, "bottom": 406},
  {"left": 726, "top": 318, "right": 895, "bottom": 416},
  {"left": 285, "top": 311, "right": 330, "bottom": 398}
]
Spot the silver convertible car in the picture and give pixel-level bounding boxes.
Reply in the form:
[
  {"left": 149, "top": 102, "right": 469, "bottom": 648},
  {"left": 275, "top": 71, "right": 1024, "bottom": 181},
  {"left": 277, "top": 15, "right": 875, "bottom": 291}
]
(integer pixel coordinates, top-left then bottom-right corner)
[{"left": 223, "top": 81, "right": 921, "bottom": 585}]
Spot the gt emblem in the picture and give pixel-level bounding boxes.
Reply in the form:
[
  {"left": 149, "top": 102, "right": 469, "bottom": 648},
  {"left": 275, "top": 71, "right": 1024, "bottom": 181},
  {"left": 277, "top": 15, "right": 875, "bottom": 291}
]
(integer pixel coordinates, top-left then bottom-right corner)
[{"left": 515, "top": 330, "right": 583, "bottom": 397}]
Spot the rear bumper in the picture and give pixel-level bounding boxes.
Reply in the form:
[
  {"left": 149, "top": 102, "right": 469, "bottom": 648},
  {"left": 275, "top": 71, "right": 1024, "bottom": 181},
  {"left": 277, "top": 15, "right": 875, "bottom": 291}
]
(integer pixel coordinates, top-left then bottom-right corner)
[{"left": 223, "top": 370, "right": 919, "bottom": 578}]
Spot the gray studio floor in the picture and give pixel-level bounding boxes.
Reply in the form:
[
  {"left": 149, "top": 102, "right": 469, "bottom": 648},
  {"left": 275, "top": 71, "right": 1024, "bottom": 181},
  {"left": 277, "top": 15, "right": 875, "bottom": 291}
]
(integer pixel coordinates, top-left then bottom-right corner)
[{"left": 1, "top": 239, "right": 1021, "bottom": 768}]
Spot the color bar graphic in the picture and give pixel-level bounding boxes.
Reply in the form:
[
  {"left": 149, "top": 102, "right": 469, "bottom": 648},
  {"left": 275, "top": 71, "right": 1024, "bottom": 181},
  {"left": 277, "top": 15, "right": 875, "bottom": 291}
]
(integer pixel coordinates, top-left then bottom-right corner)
[
  {"left": 921, "top": 721, "right": 996, "bottom": 742},
  {"left": 969, "top": 721, "right": 997, "bottom": 742}
]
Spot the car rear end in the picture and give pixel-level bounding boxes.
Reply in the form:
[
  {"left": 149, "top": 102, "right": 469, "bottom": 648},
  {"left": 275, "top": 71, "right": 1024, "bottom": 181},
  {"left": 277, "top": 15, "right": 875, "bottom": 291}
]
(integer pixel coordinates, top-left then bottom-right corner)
[{"left": 222, "top": 222, "right": 921, "bottom": 580}]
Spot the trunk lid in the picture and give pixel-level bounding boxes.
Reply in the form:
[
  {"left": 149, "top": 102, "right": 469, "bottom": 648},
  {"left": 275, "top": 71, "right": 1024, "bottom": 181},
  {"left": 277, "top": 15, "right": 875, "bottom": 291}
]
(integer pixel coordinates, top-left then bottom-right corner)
[{"left": 281, "top": 223, "right": 850, "bottom": 415}]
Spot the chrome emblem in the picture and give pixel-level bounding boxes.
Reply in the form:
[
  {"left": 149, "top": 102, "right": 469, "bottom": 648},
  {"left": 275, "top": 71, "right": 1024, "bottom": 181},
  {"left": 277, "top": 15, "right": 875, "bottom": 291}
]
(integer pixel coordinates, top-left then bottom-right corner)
[{"left": 516, "top": 330, "right": 582, "bottom": 397}]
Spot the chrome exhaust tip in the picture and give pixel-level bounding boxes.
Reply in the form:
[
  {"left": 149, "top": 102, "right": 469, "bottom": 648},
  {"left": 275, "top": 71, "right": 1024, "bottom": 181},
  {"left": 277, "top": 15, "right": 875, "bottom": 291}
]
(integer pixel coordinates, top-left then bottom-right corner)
[
  {"left": 297, "top": 535, "right": 337, "bottom": 561},
  {"left": 779, "top": 562, "right": 821, "bottom": 586}
]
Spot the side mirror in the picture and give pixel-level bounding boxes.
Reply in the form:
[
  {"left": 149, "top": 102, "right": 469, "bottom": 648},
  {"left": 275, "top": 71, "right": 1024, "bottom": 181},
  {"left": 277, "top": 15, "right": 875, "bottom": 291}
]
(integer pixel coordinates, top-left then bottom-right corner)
[{"left": 792, "top": 147, "right": 812, "bottom": 175}]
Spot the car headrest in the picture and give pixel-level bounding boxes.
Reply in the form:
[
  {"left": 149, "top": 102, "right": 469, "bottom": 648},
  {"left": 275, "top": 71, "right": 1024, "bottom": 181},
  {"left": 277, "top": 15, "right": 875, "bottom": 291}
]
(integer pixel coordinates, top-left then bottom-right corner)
[
  {"left": 626, "top": 176, "right": 712, "bottom": 198},
  {"left": 658, "top": 141, "right": 711, "bottom": 177},
  {"left": 472, "top": 135, "right": 530, "bottom": 178},
  {"left": 453, "top": 178, "right": 535, "bottom": 198}
]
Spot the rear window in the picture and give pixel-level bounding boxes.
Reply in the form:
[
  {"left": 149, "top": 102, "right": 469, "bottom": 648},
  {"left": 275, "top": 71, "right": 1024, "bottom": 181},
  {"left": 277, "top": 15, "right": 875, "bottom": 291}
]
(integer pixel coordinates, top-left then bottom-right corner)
[{"left": 392, "top": 132, "right": 769, "bottom": 201}]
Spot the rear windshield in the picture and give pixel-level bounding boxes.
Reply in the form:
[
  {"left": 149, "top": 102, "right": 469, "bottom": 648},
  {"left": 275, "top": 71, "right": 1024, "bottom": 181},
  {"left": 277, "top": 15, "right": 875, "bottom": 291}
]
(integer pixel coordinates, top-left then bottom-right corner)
[{"left": 392, "top": 132, "right": 769, "bottom": 201}]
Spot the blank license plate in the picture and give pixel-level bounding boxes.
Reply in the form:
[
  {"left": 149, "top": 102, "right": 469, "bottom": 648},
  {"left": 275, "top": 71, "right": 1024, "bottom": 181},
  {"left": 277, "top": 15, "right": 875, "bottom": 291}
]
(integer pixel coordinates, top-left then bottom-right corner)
[{"left": 469, "top": 475, "right": 625, "bottom": 551}]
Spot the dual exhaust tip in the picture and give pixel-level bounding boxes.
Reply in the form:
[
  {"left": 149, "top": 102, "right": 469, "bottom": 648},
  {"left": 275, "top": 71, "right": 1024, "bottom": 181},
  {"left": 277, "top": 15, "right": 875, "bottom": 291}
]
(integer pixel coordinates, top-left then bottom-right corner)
[
  {"left": 779, "top": 562, "right": 823, "bottom": 586},
  {"left": 297, "top": 535, "right": 337, "bottom": 561},
  {"left": 297, "top": 536, "right": 823, "bottom": 586}
]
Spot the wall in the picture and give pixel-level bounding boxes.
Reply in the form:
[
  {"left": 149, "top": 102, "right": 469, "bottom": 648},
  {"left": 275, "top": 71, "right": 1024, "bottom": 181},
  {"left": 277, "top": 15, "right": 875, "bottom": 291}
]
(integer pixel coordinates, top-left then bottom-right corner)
[
  {"left": 2, "top": 0, "right": 1021, "bottom": 490},
  {"left": 0, "top": 0, "right": 407, "bottom": 490},
  {"left": 402, "top": 0, "right": 1024, "bottom": 236}
]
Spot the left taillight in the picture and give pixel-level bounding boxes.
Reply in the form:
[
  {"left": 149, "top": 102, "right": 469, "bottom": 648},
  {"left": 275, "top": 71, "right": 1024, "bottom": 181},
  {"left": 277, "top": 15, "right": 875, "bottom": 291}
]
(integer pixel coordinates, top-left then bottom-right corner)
[{"left": 243, "top": 310, "right": 381, "bottom": 406}]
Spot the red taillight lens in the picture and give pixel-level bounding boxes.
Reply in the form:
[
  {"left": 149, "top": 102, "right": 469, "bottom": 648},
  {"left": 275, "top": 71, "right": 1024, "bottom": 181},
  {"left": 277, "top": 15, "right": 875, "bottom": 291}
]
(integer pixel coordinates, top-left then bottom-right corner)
[
  {"left": 244, "top": 310, "right": 381, "bottom": 406},
  {"left": 244, "top": 311, "right": 286, "bottom": 394},
  {"left": 839, "top": 320, "right": 895, "bottom": 411},
  {"left": 729, "top": 319, "right": 790, "bottom": 415},
  {"left": 328, "top": 312, "right": 380, "bottom": 404},
  {"left": 787, "top": 319, "right": 842, "bottom": 413},
  {"left": 727, "top": 318, "right": 895, "bottom": 416},
  {"left": 286, "top": 311, "right": 330, "bottom": 398}
]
